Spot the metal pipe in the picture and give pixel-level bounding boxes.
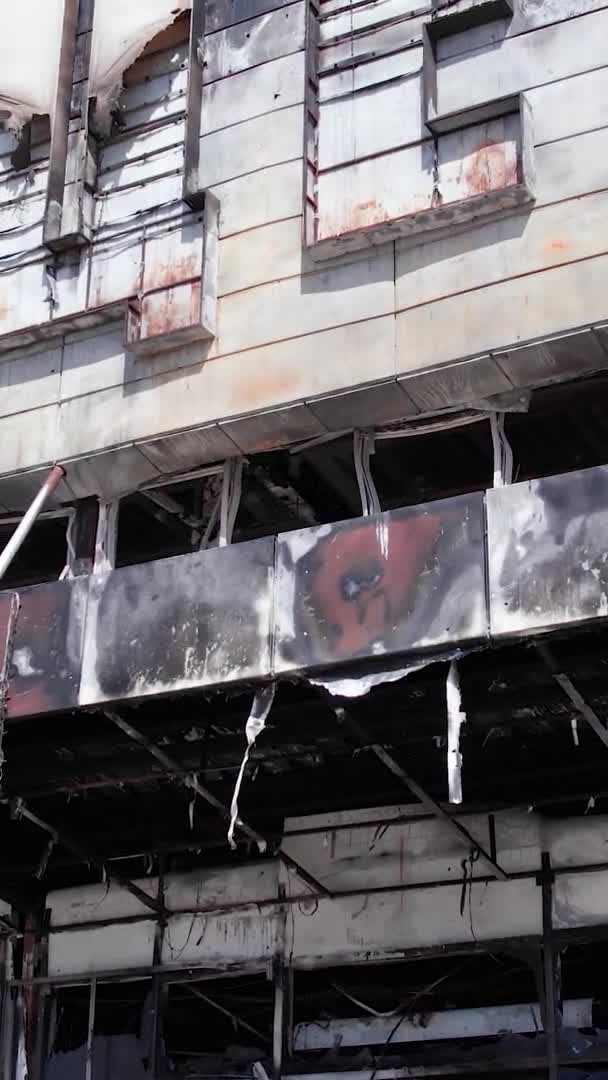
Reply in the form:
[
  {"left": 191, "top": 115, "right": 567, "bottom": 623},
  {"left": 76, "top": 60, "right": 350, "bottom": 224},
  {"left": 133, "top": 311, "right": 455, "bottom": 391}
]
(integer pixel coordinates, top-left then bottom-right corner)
[
  {"left": 85, "top": 979, "right": 96, "bottom": 1080},
  {"left": 0, "top": 465, "right": 66, "bottom": 583}
]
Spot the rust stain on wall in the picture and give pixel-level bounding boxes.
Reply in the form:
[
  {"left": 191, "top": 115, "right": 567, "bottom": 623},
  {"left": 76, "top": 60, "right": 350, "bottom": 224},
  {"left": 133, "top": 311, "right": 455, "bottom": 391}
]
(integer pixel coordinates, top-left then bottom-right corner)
[
  {"left": 145, "top": 253, "right": 200, "bottom": 293},
  {"left": 142, "top": 280, "right": 202, "bottom": 340},
  {"left": 234, "top": 369, "right": 303, "bottom": 410},
  {"left": 544, "top": 238, "right": 570, "bottom": 255},
  {"left": 464, "top": 140, "right": 517, "bottom": 196}
]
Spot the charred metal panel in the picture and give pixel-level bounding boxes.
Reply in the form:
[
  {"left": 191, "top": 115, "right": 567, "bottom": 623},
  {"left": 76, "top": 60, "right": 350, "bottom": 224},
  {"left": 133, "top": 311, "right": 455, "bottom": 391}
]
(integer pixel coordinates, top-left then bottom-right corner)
[
  {"left": 488, "top": 464, "right": 608, "bottom": 639},
  {"left": 79, "top": 538, "right": 275, "bottom": 705},
  {"left": 0, "top": 578, "right": 89, "bottom": 718},
  {"left": 274, "top": 493, "right": 487, "bottom": 675}
]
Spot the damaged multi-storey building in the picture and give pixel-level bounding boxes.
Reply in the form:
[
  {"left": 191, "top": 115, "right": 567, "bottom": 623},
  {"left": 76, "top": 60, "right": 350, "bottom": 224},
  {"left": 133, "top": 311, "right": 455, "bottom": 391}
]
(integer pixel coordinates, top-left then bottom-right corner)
[{"left": 1, "top": 0, "right": 608, "bottom": 1076}]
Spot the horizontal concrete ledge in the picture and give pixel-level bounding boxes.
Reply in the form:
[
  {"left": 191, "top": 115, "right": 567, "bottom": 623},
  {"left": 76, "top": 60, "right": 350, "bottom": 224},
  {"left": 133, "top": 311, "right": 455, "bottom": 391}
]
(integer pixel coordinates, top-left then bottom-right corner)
[{"left": 0, "top": 320, "right": 606, "bottom": 510}]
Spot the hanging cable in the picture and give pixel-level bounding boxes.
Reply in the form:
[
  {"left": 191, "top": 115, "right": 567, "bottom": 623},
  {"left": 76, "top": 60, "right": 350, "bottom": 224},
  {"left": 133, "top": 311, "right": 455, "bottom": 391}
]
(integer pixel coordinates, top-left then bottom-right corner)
[
  {"left": 59, "top": 511, "right": 77, "bottom": 580},
  {"left": 353, "top": 431, "right": 381, "bottom": 516},
  {"left": 446, "top": 659, "right": 466, "bottom": 805},
  {"left": 489, "top": 412, "right": 513, "bottom": 487},
  {"left": 228, "top": 683, "right": 276, "bottom": 852},
  {"left": 219, "top": 458, "right": 243, "bottom": 546}
]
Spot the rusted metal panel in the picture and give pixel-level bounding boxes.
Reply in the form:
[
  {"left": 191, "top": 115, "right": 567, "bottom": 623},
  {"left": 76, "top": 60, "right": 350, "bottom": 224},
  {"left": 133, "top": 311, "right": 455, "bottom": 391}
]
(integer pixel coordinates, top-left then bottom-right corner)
[
  {"left": 487, "top": 464, "right": 608, "bottom": 641},
  {"left": 79, "top": 536, "right": 275, "bottom": 705},
  {"left": 126, "top": 198, "right": 219, "bottom": 354},
  {"left": 314, "top": 105, "right": 533, "bottom": 257},
  {"left": 0, "top": 577, "right": 89, "bottom": 719},
  {"left": 274, "top": 492, "right": 488, "bottom": 675},
  {"left": 0, "top": 201, "right": 218, "bottom": 359}
]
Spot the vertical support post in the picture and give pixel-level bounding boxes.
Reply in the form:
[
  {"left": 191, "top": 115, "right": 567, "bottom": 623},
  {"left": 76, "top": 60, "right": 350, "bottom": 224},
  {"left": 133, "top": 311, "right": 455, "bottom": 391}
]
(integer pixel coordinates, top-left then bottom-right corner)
[
  {"left": 272, "top": 962, "right": 293, "bottom": 1080},
  {"left": 44, "top": 0, "right": 97, "bottom": 252},
  {"left": 151, "top": 862, "right": 167, "bottom": 1078},
  {"left": 0, "top": 938, "right": 15, "bottom": 1080},
  {"left": 85, "top": 978, "right": 96, "bottom": 1080},
  {"left": 93, "top": 500, "right": 119, "bottom": 574},
  {"left": 539, "top": 852, "right": 560, "bottom": 1080},
  {"left": 68, "top": 497, "right": 100, "bottom": 577},
  {"left": 22, "top": 909, "right": 49, "bottom": 1080},
  {"left": 183, "top": 0, "right": 206, "bottom": 210}
]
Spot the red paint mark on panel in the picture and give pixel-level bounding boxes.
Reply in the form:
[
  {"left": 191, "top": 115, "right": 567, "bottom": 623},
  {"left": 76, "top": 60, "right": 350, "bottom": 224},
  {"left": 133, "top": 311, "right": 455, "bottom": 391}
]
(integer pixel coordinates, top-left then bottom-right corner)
[{"left": 308, "top": 513, "right": 443, "bottom": 659}]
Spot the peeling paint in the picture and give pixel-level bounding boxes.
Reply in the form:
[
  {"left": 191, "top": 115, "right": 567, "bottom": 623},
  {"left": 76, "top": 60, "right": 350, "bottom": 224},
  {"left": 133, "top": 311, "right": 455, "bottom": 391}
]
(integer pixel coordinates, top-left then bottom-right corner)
[{"left": 463, "top": 139, "right": 518, "bottom": 196}]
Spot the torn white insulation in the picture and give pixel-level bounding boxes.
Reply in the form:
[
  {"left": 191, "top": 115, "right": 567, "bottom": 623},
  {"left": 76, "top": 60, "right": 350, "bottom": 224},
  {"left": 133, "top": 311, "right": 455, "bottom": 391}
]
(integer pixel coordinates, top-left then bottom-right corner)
[
  {"left": 90, "top": 0, "right": 191, "bottom": 122},
  {"left": 353, "top": 431, "right": 381, "bottom": 517},
  {"left": 446, "top": 659, "right": 466, "bottom": 805},
  {"left": 489, "top": 412, "right": 514, "bottom": 488},
  {"left": 310, "top": 661, "right": 430, "bottom": 699},
  {"left": 0, "top": 1, "right": 64, "bottom": 130},
  {"left": 228, "top": 683, "right": 276, "bottom": 851},
  {"left": 219, "top": 458, "right": 243, "bottom": 547}
]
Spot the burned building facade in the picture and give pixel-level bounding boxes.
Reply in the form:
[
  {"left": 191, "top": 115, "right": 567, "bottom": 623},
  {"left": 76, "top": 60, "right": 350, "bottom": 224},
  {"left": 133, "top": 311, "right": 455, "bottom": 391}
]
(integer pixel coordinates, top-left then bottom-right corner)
[{"left": 1, "top": 0, "right": 608, "bottom": 1077}]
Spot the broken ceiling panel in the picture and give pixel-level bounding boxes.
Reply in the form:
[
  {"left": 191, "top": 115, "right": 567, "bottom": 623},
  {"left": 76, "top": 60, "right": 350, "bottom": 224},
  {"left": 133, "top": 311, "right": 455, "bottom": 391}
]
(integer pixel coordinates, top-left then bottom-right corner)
[
  {"left": 488, "top": 463, "right": 608, "bottom": 639},
  {"left": 0, "top": 1, "right": 64, "bottom": 130},
  {"left": 274, "top": 494, "right": 488, "bottom": 675},
  {"left": 90, "top": 0, "right": 191, "bottom": 121}
]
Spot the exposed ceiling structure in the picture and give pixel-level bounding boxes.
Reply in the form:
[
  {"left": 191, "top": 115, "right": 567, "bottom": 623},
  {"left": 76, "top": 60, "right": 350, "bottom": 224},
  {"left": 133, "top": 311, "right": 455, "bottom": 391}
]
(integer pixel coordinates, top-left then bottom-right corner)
[
  {"left": 2, "top": 372, "right": 608, "bottom": 1078},
  {"left": 1, "top": 372, "right": 608, "bottom": 900}
]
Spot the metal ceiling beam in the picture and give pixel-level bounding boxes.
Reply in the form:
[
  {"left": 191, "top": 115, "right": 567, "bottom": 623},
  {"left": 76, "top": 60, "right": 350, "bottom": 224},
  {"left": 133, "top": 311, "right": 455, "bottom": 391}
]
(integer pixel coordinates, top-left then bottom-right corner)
[
  {"left": 104, "top": 711, "right": 332, "bottom": 898},
  {"left": 6, "top": 797, "right": 162, "bottom": 915},
  {"left": 536, "top": 642, "right": 608, "bottom": 751},
  {"left": 334, "top": 708, "right": 508, "bottom": 881}
]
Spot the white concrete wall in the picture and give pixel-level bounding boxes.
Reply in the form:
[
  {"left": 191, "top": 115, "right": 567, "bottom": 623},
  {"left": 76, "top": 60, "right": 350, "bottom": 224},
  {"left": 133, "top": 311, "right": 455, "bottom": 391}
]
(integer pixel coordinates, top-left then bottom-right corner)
[{"left": 0, "top": 0, "right": 608, "bottom": 491}]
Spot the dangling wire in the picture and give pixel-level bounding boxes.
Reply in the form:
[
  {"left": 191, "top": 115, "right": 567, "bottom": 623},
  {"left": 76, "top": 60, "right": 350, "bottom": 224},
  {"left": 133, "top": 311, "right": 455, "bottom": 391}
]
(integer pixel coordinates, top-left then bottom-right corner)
[
  {"left": 459, "top": 848, "right": 480, "bottom": 940},
  {"left": 59, "top": 511, "right": 77, "bottom": 580},
  {"left": 353, "top": 431, "right": 381, "bottom": 516}
]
